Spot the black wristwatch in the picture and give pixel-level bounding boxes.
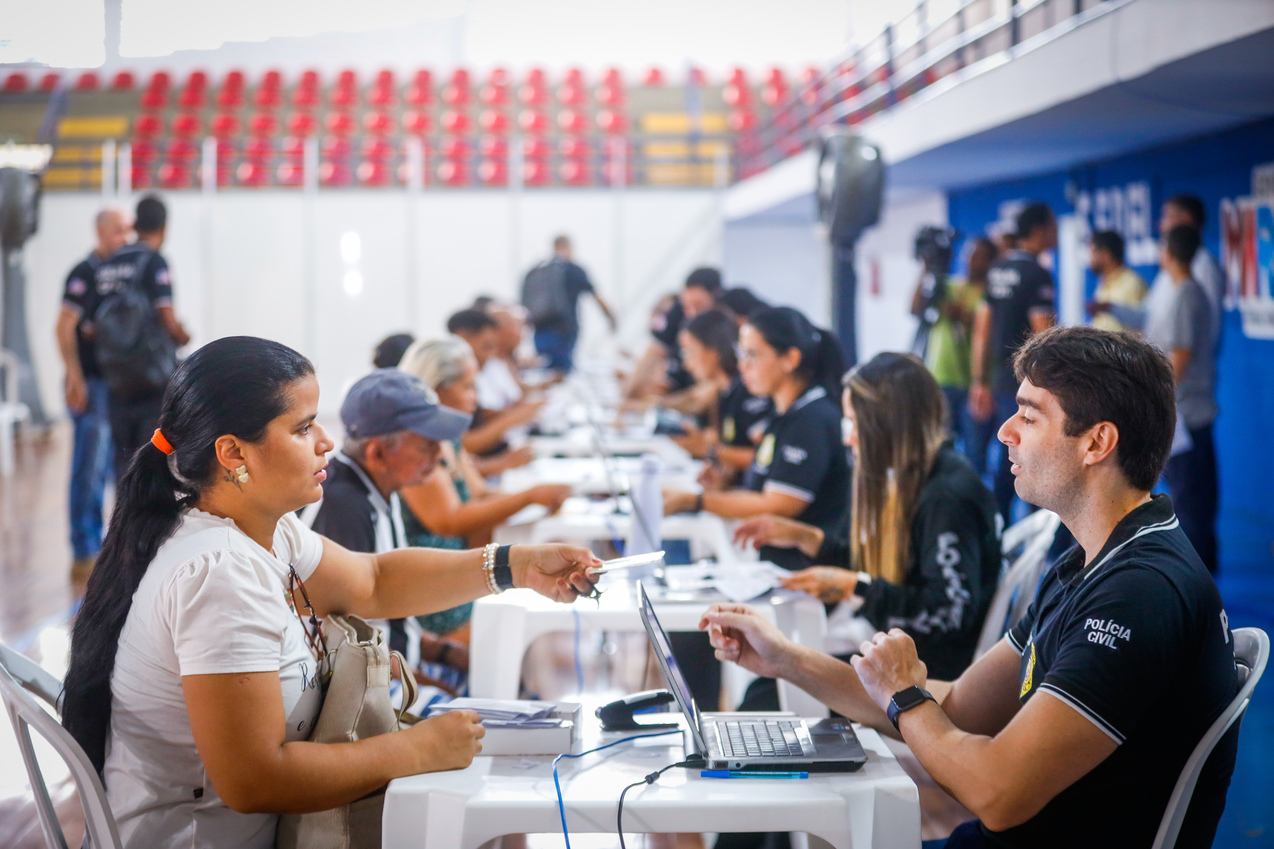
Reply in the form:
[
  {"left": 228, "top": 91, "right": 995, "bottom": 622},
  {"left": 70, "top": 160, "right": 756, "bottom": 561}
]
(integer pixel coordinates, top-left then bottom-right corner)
[
  {"left": 494, "top": 545, "right": 516, "bottom": 592},
  {"left": 887, "top": 686, "right": 936, "bottom": 731}
]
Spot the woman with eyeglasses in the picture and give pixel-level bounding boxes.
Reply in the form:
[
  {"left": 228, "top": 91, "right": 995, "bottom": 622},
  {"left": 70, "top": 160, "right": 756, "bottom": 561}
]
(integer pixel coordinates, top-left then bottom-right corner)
[
  {"left": 61, "top": 336, "right": 600, "bottom": 849},
  {"left": 672, "top": 310, "right": 773, "bottom": 477},
  {"left": 663, "top": 306, "right": 849, "bottom": 571},
  {"left": 736, "top": 352, "right": 1002, "bottom": 680}
]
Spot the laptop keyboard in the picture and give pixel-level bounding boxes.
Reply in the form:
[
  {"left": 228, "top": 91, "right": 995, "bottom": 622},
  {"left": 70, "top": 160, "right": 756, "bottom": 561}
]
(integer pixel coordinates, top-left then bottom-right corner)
[{"left": 717, "top": 720, "right": 802, "bottom": 758}]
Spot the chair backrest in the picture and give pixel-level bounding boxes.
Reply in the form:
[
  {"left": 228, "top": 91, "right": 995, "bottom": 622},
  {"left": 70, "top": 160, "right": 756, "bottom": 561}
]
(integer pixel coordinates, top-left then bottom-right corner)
[
  {"left": 1152, "top": 627, "right": 1268, "bottom": 849},
  {"left": 0, "top": 648, "right": 123, "bottom": 849},
  {"left": 0, "top": 642, "right": 63, "bottom": 708},
  {"left": 975, "top": 509, "right": 1061, "bottom": 658}
]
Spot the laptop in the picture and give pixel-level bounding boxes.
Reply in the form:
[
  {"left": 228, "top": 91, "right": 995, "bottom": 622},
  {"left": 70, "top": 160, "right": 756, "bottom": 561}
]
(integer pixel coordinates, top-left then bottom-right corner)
[{"left": 636, "top": 582, "right": 868, "bottom": 773}]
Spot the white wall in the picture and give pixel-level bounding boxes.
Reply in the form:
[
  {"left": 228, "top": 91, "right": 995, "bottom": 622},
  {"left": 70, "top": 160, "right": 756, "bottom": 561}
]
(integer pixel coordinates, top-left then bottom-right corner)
[
  {"left": 722, "top": 216, "right": 831, "bottom": 327},
  {"left": 23, "top": 188, "right": 724, "bottom": 417}
]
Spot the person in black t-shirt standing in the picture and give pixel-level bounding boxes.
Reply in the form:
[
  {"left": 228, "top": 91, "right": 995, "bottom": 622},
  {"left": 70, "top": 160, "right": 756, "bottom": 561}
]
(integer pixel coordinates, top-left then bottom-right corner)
[
  {"left": 704, "top": 326, "right": 1238, "bottom": 849},
  {"left": 970, "top": 202, "right": 1057, "bottom": 522},
  {"left": 89, "top": 196, "right": 192, "bottom": 479},
  {"left": 522, "top": 235, "right": 616, "bottom": 373},
  {"left": 55, "top": 207, "right": 132, "bottom": 577}
]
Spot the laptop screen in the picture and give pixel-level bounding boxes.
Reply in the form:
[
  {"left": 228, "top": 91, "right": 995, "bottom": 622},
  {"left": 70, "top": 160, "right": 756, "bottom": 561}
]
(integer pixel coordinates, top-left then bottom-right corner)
[{"left": 637, "top": 582, "right": 710, "bottom": 753}]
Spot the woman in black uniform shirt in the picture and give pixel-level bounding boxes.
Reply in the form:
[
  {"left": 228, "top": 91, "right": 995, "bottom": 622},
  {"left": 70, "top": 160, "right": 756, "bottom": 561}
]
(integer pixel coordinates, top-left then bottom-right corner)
[{"left": 664, "top": 306, "right": 848, "bottom": 571}]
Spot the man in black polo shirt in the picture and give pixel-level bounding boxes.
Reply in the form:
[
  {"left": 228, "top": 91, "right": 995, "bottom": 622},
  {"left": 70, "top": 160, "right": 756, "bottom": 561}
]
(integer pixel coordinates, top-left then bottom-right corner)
[
  {"left": 970, "top": 202, "right": 1057, "bottom": 521},
  {"left": 702, "top": 326, "right": 1237, "bottom": 849}
]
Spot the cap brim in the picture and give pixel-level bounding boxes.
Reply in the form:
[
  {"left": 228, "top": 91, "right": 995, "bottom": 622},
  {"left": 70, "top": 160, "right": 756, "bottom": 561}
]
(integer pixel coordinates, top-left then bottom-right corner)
[{"left": 399, "top": 404, "right": 472, "bottom": 441}]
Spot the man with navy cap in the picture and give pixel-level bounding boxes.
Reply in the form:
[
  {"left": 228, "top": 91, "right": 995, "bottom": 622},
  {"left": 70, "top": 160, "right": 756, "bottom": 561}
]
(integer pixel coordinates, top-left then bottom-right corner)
[{"left": 302, "top": 368, "right": 472, "bottom": 665}]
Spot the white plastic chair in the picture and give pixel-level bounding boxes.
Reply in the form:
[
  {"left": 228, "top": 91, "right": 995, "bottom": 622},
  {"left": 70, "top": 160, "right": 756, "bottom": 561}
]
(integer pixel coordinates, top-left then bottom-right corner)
[
  {"left": 974, "top": 509, "right": 1061, "bottom": 658},
  {"left": 0, "top": 644, "right": 123, "bottom": 849},
  {"left": 0, "top": 348, "right": 31, "bottom": 477},
  {"left": 1152, "top": 627, "right": 1268, "bottom": 849}
]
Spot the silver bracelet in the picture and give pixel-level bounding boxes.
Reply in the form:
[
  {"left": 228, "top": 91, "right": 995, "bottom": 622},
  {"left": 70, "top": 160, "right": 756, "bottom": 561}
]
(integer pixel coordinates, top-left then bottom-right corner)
[{"left": 482, "top": 542, "right": 501, "bottom": 595}]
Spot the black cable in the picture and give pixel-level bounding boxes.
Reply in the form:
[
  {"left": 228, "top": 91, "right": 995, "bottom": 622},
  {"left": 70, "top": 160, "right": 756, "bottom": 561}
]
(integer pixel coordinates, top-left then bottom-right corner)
[{"left": 616, "top": 756, "right": 703, "bottom": 849}]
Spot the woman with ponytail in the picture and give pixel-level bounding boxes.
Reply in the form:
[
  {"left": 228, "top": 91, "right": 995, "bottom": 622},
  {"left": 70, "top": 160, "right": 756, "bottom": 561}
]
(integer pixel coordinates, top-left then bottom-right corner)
[
  {"left": 663, "top": 306, "right": 850, "bottom": 571},
  {"left": 62, "top": 336, "right": 600, "bottom": 849}
]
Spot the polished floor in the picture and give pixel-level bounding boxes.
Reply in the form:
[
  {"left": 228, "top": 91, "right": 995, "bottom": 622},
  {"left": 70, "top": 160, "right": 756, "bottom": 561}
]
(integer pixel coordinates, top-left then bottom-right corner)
[{"left": 0, "top": 425, "right": 1270, "bottom": 848}]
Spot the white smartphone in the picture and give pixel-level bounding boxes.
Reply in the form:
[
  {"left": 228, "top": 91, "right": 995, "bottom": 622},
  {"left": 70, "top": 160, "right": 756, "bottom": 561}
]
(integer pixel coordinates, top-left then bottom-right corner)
[{"left": 589, "top": 550, "right": 666, "bottom": 575}]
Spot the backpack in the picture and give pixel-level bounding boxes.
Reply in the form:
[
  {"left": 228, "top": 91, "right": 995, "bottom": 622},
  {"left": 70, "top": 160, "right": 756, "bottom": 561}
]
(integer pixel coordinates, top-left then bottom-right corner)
[
  {"left": 520, "top": 259, "right": 572, "bottom": 326},
  {"left": 93, "top": 248, "right": 177, "bottom": 400}
]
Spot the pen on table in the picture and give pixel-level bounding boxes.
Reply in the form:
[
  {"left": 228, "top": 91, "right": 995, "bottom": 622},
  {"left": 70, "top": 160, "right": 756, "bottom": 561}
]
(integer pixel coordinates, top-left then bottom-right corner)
[{"left": 700, "top": 770, "right": 809, "bottom": 779}]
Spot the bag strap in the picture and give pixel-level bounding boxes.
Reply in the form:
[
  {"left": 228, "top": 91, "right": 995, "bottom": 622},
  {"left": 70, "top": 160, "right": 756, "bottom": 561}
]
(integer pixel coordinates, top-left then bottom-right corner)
[{"left": 390, "top": 649, "right": 418, "bottom": 724}]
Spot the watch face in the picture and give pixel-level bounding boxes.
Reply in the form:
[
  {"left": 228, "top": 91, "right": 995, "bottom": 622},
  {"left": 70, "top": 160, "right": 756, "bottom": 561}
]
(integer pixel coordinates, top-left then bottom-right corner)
[{"left": 894, "top": 686, "right": 930, "bottom": 710}]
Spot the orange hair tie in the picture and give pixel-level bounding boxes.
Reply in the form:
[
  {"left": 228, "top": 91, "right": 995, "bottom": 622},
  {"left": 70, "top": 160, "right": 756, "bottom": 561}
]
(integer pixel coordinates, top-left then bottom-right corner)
[{"left": 151, "top": 428, "right": 174, "bottom": 455}]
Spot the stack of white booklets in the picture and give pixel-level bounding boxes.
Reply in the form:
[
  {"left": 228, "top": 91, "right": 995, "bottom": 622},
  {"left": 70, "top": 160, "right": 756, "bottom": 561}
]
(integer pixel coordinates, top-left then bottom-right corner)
[{"left": 428, "top": 698, "right": 582, "bottom": 755}]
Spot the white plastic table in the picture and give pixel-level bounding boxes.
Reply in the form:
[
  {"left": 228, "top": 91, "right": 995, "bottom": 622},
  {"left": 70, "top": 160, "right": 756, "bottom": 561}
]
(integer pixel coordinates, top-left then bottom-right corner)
[
  {"left": 499, "top": 456, "right": 702, "bottom": 497},
  {"left": 469, "top": 582, "right": 830, "bottom": 718},
  {"left": 382, "top": 722, "right": 921, "bottom": 849},
  {"left": 530, "top": 429, "right": 691, "bottom": 464}
]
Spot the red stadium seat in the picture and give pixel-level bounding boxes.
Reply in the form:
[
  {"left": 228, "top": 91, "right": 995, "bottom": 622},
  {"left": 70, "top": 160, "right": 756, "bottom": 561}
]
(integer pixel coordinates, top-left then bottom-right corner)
[
  {"left": 357, "top": 160, "right": 391, "bottom": 186},
  {"left": 363, "top": 111, "right": 395, "bottom": 136},
  {"left": 518, "top": 83, "right": 548, "bottom": 106},
  {"left": 147, "top": 71, "right": 171, "bottom": 92},
  {"left": 130, "top": 164, "right": 152, "bottom": 189},
  {"left": 243, "top": 137, "right": 273, "bottom": 162},
  {"left": 403, "top": 110, "right": 431, "bottom": 136},
  {"left": 299, "top": 70, "right": 320, "bottom": 89},
  {"left": 254, "top": 86, "right": 282, "bottom": 109},
  {"left": 140, "top": 87, "right": 167, "bottom": 110},
  {"left": 518, "top": 110, "right": 548, "bottom": 134},
  {"left": 729, "top": 110, "right": 757, "bottom": 132},
  {"left": 330, "top": 85, "right": 358, "bottom": 108},
  {"left": 479, "top": 110, "right": 508, "bottom": 134},
  {"left": 479, "top": 136, "right": 508, "bottom": 158},
  {"left": 3, "top": 73, "right": 28, "bottom": 92},
  {"left": 211, "top": 113, "right": 241, "bottom": 139},
  {"left": 276, "top": 161, "right": 304, "bottom": 186},
  {"left": 325, "top": 111, "right": 356, "bottom": 137},
  {"left": 723, "top": 81, "right": 750, "bottom": 107},
  {"left": 133, "top": 113, "right": 163, "bottom": 138},
  {"left": 728, "top": 67, "right": 747, "bottom": 84},
  {"left": 442, "top": 82, "right": 469, "bottom": 105},
  {"left": 287, "top": 111, "right": 318, "bottom": 138},
  {"left": 280, "top": 136, "right": 306, "bottom": 160},
  {"left": 261, "top": 70, "right": 283, "bottom": 91},
  {"left": 237, "top": 161, "right": 268, "bottom": 186},
  {"left": 336, "top": 69, "right": 357, "bottom": 89},
  {"left": 602, "top": 67, "right": 623, "bottom": 85},
  {"left": 110, "top": 71, "right": 135, "bottom": 90},
  {"left": 171, "top": 113, "right": 203, "bottom": 139},
  {"left": 558, "top": 83, "right": 586, "bottom": 105},
  {"left": 129, "top": 139, "right": 157, "bottom": 163},
  {"left": 405, "top": 82, "right": 432, "bottom": 106},
  {"left": 75, "top": 72, "right": 100, "bottom": 91},
  {"left": 319, "top": 161, "right": 350, "bottom": 187},
  {"left": 523, "top": 159, "right": 550, "bottom": 186},
  {"left": 186, "top": 70, "right": 208, "bottom": 91},
  {"left": 157, "top": 162, "right": 190, "bottom": 188},
  {"left": 563, "top": 68, "right": 584, "bottom": 85},
  {"left": 559, "top": 137, "right": 590, "bottom": 159},
  {"left": 223, "top": 70, "right": 245, "bottom": 91},
  {"left": 439, "top": 137, "right": 469, "bottom": 160},
  {"left": 450, "top": 68, "right": 470, "bottom": 86},
  {"left": 215, "top": 86, "right": 244, "bottom": 109},
  {"left": 521, "top": 137, "right": 551, "bottom": 160},
  {"left": 488, "top": 67, "right": 510, "bottom": 87},
  {"left": 165, "top": 139, "right": 198, "bottom": 161},
  {"left": 478, "top": 159, "right": 507, "bottom": 186},
  {"left": 596, "top": 83, "right": 624, "bottom": 106},
  {"left": 643, "top": 67, "right": 665, "bottom": 86},
  {"left": 177, "top": 86, "right": 206, "bottom": 109},
  {"left": 525, "top": 68, "right": 546, "bottom": 87},
  {"left": 479, "top": 83, "right": 508, "bottom": 106},
  {"left": 687, "top": 67, "right": 707, "bottom": 86},
  {"left": 292, "top": 85, "right": 321, "bottom": 108},
  {"left": 369, "top": 85, "right": 396, "bottom": 107},
  {"left": 361, "top": 137, "right": 395, "bottom": 161},
  {"left": 761, "top": 80, "right": 788, "bottom": 107},
  {"left": 437, "top": 160, "right": 468, "bottom": 187},
  {"left": 440, "top": 110, "right": 469, "bottom": 133},
  {"left": 375, "top": 69, "right": 395, "bottom": 88},
  {"left": 321, "top": 138, "right": 352, "bottom": 160},
  {"left": 596, "top": 109, "right": 627, "bottom": 134},
  {"left": 249, "top": 112, "right": 279, "bottom": 137},
  {"left": 38, "top": 73, "right": 61, "bottom": 91},
  {"left": 559, "top": 159, "right": 591, "bottom": 186},
  {"left": 557, "top": 109, "right": 587, "bottom": 133}
]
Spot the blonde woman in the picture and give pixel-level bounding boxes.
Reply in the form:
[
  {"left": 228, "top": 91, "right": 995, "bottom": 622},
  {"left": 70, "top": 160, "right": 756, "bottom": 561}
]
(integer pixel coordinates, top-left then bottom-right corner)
[{"left": 735, "top": 352, "right": 1001, "bottom": 680}]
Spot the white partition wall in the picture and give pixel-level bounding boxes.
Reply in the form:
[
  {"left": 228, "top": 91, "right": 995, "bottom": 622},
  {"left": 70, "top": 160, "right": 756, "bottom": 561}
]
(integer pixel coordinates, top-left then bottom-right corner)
[{"left": 23, "top": 189, "right": 723, "bottom": 417}]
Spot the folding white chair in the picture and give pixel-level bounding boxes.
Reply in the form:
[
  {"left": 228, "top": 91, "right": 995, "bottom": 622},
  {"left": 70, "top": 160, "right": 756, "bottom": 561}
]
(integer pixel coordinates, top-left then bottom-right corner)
[
  {"left": 1152, "top": 627, "right": 1269, "bottom": 849},
  {"left": 0, "top": 348, "right": 31, "bottom": 477},
  {"left": 974, "top": 509, "right": 1061, "bottom": 658},
  {"left": 0, "top": 644, "right": 122, "bottom": 849}
]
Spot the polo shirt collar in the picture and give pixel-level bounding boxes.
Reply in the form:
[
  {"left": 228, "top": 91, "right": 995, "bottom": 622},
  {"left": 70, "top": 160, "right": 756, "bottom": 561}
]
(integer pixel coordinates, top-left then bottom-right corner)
[
  {"left": 330, "top": 452, "right": 405, "bottom": 552},
  {"left": 1057, "top": 493, "right": 1178, "bottom": 586},
  {"left": 1005, "top": 249, "right": 1038, "bottom": 262},
  {"left": 788, "top": 385, "right": 826, "bottom": 414}
]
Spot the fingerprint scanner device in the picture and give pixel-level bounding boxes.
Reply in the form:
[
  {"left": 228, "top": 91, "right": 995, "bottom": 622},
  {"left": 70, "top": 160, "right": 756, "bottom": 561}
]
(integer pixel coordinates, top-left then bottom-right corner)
[
  {"left": 637, "top": 581, "right": 868, "bottom": 773},
  {"left": 595, "top": 689, "right": 678, "bottom": 731}
]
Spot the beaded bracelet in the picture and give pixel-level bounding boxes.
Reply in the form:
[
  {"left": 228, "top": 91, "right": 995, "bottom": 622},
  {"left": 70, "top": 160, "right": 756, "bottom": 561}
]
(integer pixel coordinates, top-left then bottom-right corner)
[{"left": 482, "top": 542, "right": 501, "bottom": 595}]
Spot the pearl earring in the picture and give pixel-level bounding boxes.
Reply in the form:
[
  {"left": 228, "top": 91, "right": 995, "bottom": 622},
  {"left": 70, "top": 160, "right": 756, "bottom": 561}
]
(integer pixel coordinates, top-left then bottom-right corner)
[{"left": 236, "top": 464, "right": 249, "bottom": 483}]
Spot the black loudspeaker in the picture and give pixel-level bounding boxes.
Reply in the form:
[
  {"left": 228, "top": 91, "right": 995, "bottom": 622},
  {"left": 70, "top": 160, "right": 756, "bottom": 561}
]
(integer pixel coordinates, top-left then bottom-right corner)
[{"left": 815, "top": 131, "right": 884, "bottom": 247}]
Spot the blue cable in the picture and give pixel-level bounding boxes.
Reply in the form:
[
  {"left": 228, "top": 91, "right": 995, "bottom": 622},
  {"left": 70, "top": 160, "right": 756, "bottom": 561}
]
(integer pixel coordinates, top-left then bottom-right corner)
[{"left": 552, "top": 729, "right": 682, "bottom": 849}]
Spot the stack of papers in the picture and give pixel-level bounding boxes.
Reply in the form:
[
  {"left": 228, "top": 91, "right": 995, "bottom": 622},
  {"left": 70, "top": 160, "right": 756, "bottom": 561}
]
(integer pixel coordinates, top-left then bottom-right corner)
[{"left": 428, "top": 698, "right": 564, "bottom": 727}]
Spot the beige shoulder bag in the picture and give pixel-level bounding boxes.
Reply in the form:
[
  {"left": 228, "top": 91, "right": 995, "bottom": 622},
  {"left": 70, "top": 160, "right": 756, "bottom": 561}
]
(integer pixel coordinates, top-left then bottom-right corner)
[{"left": 276, "top": 569, "right": 417, "bottom": 849}]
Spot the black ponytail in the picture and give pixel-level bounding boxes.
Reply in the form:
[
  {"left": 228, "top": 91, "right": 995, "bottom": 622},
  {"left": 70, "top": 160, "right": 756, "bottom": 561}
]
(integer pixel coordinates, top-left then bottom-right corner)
[
  {"left": 746, "top": 306, "right": 846, "bottom": 398},
  {"left": 62, "top": 336, "right": 314, "bottom": 774}
]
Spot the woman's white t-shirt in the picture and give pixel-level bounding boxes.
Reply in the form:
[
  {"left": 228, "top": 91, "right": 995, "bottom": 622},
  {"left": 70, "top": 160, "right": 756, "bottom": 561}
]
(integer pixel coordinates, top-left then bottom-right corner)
[{"left": 105, "top": 508, "right": 326, "bottom": 849}]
